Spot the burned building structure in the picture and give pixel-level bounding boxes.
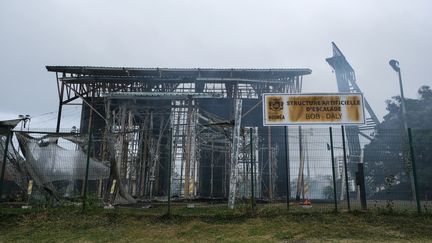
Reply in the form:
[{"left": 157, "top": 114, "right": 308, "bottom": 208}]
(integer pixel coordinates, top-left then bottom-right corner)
[{"left": 46, "top": 66, "right": 312, "bottom": 202}]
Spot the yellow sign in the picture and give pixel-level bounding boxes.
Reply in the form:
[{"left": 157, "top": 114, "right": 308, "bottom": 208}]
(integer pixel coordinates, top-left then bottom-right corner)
[{"left": 263, "top": 93, "right": 365, "bottom": 125}]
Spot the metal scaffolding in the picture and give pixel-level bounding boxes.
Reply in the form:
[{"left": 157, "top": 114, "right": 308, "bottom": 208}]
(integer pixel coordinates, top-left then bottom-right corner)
[{"left": 46, "top": 66, "right": 311, "bottom": 206}]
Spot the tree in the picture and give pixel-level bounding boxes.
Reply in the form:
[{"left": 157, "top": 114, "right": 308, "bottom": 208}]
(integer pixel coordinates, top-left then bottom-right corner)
[
  {"left": 363, "top": 85, "right": 432, "bottom": 200},
  {"left": 418, "top": 85, "right": 432, "bottom": 100}
]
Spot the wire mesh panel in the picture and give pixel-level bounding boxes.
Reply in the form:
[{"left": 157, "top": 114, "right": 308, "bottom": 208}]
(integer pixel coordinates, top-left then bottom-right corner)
[
  {"left": 411, "top": 129, "right": 432, "bottom": 212},
  {"left": 197, "top": 128, "right": 231, "bottom": 199},
  {"left": 1, "top": 126, "right": 431, "bottom": 214},
  {"left": 363, "top": 129, "right": 417, "bottom": 211},
  {"left": 253, "top": 126, "right": 337, "bottom": 212}
]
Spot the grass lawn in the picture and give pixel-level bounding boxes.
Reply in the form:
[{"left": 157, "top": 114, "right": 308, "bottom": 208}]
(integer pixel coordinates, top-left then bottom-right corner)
[{"left": 1, "top": 204, "right": 432, "bottom": 242}]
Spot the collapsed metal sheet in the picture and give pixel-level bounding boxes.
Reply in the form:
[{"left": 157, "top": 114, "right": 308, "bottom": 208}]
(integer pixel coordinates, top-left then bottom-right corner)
[
  {"left": 0, "top": 119, "right": 22, "bottom": 135},
  {"left": 16, "top": 133, "right": 109, "bottom": 184}
]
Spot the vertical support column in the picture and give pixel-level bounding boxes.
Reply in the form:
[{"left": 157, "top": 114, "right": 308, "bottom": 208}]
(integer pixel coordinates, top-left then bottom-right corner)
[
  {"left": 137, "top": 124, "right": 145, "bottom": 196},
  {"left": 140, "top": 121, "right": 150, "bottom": 197},
  {"left": 329, "top": 127, "right": 338, "bottom": 212},
  {"left": 104, "top": 99, "right": 113, "bottom": 201},
  {"left": 171, "top": 103, "right": 182, "bottom": 197},
  {"left": 148, "top": 111, "right": 154, "bottom": 196},
  {"left": 167, "top": 128, "right": 173, "bottom": 216},
  {"left": 179, "top": 143, "right": 184, "bottom": 196},
  {"left": 120, "top": 104, "right": 128, "bottom": 181},
  {"left": 250, "top": 127, "right": 255, "bottom": 211},
  {"left": 341, "top": 125, "right": 351, "bottom": 211},
  {"left": 127, "top": 110, "right": 133, "bottom": 194},
  {"left": 55, "top": 80, "right": 64, "bottom": 133},
  {"left": 228, "top": 98, "right": 242, "bottom": 209},
  {"left": 183, "top": 98, "right": 193, "bottom": 198},
  {"left": 176, "top": 103, "right": 185, "bottom": 196},
  {"left": 190, "top": 109, "right": 198, "bottom": 197}
]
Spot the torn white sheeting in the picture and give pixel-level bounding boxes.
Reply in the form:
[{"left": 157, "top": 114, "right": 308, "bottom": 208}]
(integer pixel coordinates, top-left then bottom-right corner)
[{"left": 16, "top": 133, "right": 109, "bottom": 183}]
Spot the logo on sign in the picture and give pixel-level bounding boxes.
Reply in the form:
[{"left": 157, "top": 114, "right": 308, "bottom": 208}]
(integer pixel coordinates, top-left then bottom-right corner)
[
  {"left": 267, "top": 96, "right": 285, "bottom": 122},
  {"left": 269, "top": 98, "right": 284, "bottom": 111}
]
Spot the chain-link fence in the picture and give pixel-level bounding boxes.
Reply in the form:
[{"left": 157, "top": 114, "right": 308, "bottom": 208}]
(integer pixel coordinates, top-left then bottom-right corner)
[{"left": 1, "top": 126, "right": 431, "bottom": 213}]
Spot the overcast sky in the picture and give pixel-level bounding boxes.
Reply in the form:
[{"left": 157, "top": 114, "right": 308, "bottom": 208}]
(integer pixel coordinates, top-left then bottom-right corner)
[{"left": 0, "top": 0, "right": 431, "bottom": 129}]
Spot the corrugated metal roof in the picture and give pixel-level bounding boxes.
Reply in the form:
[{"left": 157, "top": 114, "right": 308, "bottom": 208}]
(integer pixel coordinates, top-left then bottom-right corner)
[{"left": 46, "top": 66, "right": 312, "bottom": 78}]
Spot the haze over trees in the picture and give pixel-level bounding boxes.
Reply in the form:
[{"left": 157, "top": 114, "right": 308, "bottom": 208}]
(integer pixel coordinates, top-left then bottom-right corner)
[{"left": 364, "top": 85, "right": 432, "bottom": 200}]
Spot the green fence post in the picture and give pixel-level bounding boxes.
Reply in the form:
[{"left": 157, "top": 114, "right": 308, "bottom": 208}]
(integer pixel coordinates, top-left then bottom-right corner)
[
  {"left": 407, "top": 128, "right": 421, "bottom": 213},
  {"left": 341, "top": 126, "right": 351, "bottom": 212},
  {"left": 0, "top": 132, "right": 11, "bottom": 200},
  {"left": 284, "top": 126, "right": 290, "bottom": 211},
  {"left": 82, "top": 125, "right": 93, "bottom": 211},
  {"left": 329, "top": 127, "right": 338, "bottom": 213},
  {"left": 357, "top": 162, "right": 367, "bottom": 210},
  {"left": 167, "top": 129, "right": 173, "bottom": 216},
  {"left": 249, "top": 128, "right": 255, "bottom": 211}
]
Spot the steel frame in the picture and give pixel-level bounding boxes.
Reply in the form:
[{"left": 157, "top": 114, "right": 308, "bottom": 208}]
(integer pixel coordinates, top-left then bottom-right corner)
[{"left": 47, "top": 66, "right": 310, "bottom": 202}]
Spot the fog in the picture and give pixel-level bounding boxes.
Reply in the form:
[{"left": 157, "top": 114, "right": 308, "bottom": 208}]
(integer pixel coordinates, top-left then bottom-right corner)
[{"left": 1, "top": 0, "right": 431, "bottom": 128}]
